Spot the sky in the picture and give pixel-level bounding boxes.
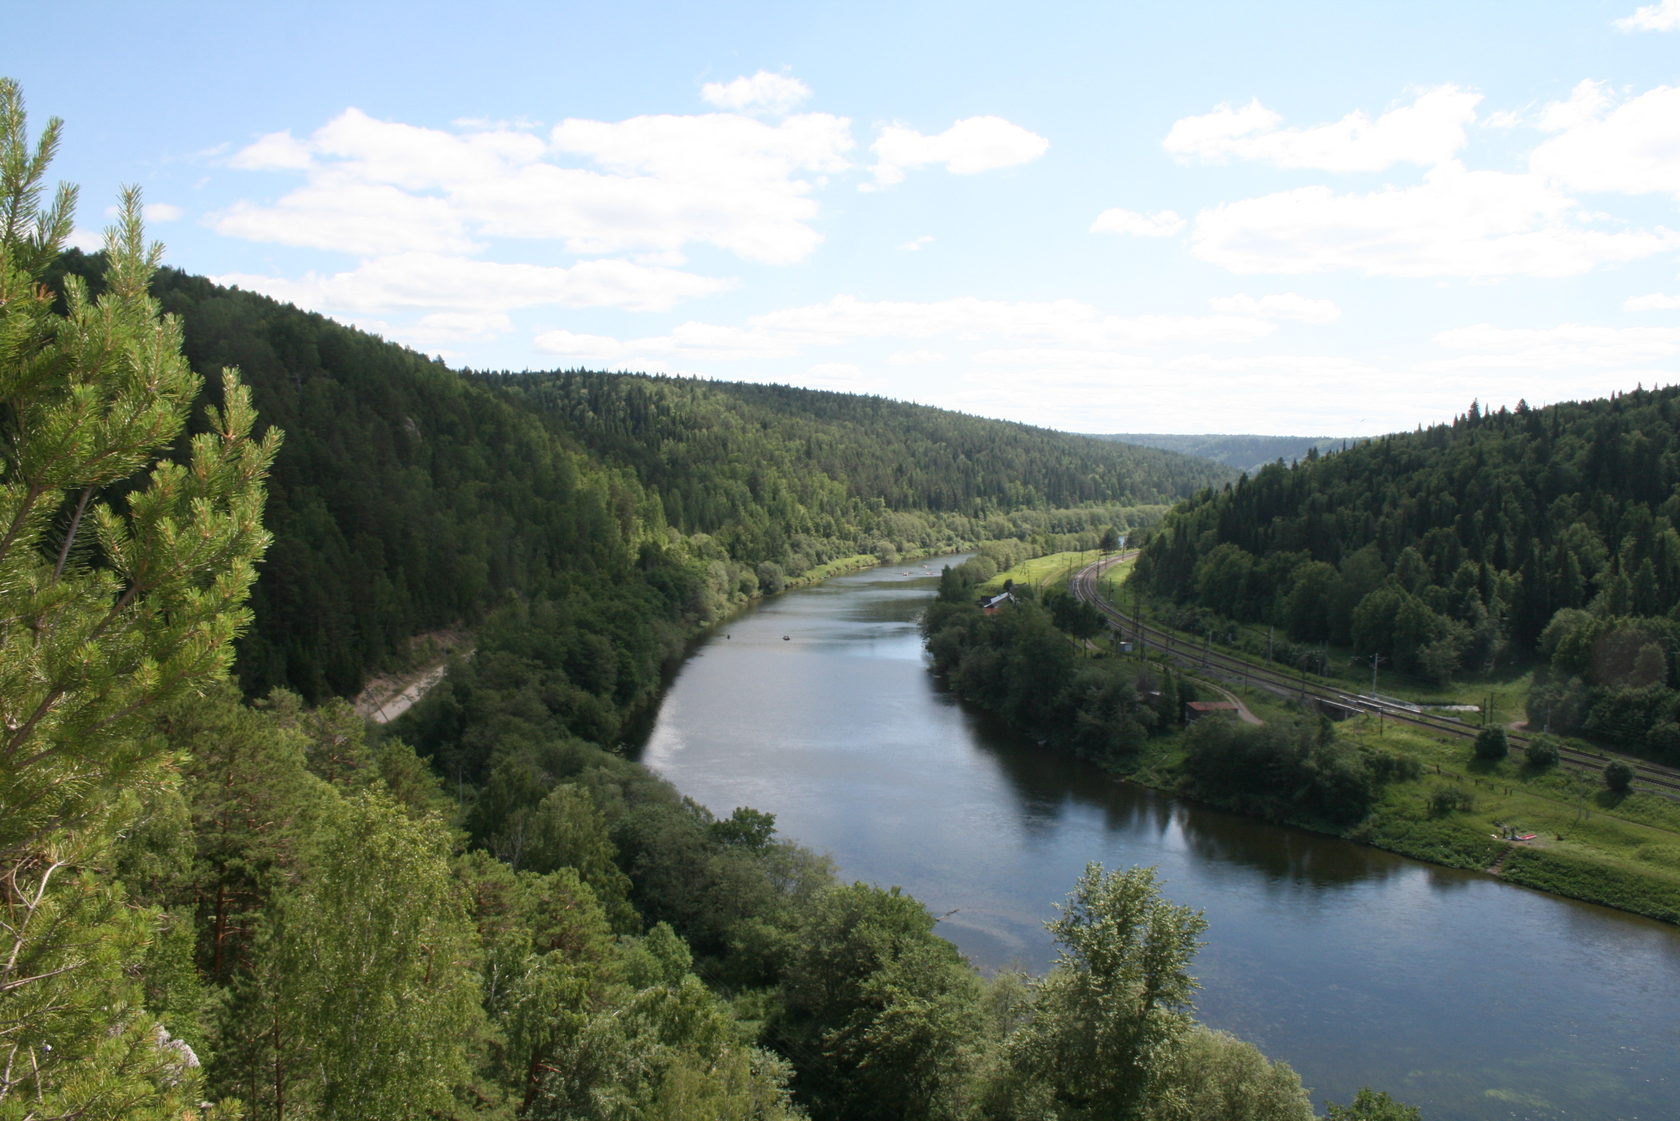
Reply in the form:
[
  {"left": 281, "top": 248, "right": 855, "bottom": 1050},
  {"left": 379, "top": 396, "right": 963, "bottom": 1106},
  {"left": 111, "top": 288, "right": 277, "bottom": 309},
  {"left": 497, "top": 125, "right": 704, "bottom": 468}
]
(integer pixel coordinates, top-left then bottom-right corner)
[{"left": 10, "top": 0, "right": 1680, "bottom": 436}]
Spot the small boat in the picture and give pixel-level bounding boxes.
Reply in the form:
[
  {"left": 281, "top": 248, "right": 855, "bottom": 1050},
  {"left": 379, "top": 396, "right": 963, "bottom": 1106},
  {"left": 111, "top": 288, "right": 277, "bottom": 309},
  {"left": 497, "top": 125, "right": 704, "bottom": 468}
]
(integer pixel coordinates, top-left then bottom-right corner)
[{"left": 782, "top": 635, "right": 790, "bottom": 641}]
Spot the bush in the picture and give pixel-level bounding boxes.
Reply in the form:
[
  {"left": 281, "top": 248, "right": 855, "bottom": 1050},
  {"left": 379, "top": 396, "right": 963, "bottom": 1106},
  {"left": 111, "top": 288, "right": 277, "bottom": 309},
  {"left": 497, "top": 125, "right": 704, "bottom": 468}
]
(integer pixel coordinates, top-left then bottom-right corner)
[
  {"left": 1524, "top": 735, "right": 1560, "bottom": 769},
  {"left": 1604, "top": 760, "right": 1635, "bottom": 794},
  {"left": 1472, "top": 726, "right": 1509, "bottom": 762},
  {"left": 1427, "top": 785, "right": 1475, "bottom": 816}
]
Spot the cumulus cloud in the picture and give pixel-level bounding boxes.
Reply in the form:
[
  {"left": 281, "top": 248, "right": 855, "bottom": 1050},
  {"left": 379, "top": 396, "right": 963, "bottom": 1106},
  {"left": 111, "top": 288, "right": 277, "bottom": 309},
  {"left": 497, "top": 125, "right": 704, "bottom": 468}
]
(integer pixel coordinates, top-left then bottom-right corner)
[
  {"left": 142, "top": 202, "right": 183, "bottom": 223},
  {"left": 897, "top": 234, "right": 934, "bottom": 251},
  {"left": 869, "top": 116, "right": 1049, "bottom": 187},
  {"left": 1615, "top": 0, "right": 1680, "bottom": 31},
  {"left": 1164, "top": 86, "right": 1481, "bottom": 172},
  {"left": 1090, "top": 208, "right": 1185, "bottom": 237},
  {"left": 701, "top": 71, "right": 812, "bottom": 116},
  {"left": 217, "top": 104, "right": 855, "bottom": 268},
  {"left": 1191, "top": 161, "right": 1680, "bottom": 278},
  {"left": 214, "top": 183, "right": 477, "bottom": 255},
  {"left": 1530, "top": 85, "right": 1680, "bottom": 197},
  {"left": 1208, "top": 293, "right": 1341, "bottom": 324},
  {"left": 1626, "top": 292, "right": 1680, "bottom": 310}
]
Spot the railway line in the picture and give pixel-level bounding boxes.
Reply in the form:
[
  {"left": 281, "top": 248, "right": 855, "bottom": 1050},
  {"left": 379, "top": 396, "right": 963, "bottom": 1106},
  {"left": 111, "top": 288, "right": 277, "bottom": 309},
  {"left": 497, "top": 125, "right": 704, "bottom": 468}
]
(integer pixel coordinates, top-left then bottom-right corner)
[{"left": 1072, "top": 553, "right": 1680, "bottom": 800}]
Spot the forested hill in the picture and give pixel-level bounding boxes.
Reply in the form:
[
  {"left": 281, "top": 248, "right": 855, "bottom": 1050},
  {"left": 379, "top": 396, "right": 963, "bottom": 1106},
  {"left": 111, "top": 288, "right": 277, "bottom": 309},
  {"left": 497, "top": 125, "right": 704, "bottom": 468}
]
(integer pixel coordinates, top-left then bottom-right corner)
[
  {"left": 49, "top": 252, "right": 1224, "bottom": 705},
  {"left": 1093, "top": 432, "right": 1354, "bottom": 474},
  {"left": 488, "top": 372, "right": 1233, "bottom": 523},
  {"left": 1132, "top": 390, "right": 1680, "bottom": 759}
]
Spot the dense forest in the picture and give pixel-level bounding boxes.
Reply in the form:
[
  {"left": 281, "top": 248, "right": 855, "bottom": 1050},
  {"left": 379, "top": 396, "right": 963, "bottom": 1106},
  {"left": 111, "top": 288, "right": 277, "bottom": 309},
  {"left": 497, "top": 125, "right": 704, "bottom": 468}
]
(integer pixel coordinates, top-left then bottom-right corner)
[
  {"left": 4, "top": 78, "right": 1405, "bottom": 1121},
  {"left": 45, "top": 253, "right": 1224, "bottom": 708},
  {"left": 1132, "top": 392, "right": 1680, "bottom": 762}
]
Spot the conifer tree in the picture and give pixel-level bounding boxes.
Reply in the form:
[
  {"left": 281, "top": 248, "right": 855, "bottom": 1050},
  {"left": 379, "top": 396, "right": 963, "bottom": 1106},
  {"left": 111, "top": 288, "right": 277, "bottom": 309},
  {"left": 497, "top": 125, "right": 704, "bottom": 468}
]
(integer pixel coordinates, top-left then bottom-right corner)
[{"left": 0, "top": 77, "right": 278, "bottom": 1116}]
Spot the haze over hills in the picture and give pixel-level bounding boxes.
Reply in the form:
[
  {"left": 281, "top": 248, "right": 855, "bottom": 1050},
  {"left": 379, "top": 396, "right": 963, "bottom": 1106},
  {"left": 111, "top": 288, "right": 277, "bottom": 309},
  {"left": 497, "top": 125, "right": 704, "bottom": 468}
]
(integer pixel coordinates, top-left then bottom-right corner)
[{"left": 1092, "top": 433, "right": 1364, "bottom": 475}]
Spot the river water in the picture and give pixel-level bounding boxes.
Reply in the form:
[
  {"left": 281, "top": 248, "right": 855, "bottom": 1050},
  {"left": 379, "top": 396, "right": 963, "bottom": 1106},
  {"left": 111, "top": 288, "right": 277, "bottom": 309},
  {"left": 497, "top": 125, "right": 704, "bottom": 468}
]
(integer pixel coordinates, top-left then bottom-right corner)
[{"left": 636, "top": 563, "right": 1680, "bottom": 1120}]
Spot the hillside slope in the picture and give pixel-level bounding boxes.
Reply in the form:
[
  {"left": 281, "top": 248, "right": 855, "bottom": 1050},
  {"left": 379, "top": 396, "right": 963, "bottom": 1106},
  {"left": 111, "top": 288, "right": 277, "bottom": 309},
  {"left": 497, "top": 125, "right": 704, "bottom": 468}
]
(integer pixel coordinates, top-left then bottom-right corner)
[{"left": 1133, "top": 390, "right": 1680, "bottom": 759}]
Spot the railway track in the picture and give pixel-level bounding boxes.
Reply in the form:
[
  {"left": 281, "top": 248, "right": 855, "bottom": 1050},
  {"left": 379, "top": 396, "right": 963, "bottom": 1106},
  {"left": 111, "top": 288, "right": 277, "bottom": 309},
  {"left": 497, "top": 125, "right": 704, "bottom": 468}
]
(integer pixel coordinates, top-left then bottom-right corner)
[{"left": 1072, "top": 554, "right": 1680, "bottom": 800}]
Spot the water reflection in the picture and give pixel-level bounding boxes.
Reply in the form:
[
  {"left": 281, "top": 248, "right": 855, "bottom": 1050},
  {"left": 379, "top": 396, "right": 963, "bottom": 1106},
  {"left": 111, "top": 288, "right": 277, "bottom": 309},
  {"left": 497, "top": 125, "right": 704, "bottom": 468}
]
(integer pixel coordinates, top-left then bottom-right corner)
[{"left": 636, "top": 560, "right": 1680, "bottom": 1121}]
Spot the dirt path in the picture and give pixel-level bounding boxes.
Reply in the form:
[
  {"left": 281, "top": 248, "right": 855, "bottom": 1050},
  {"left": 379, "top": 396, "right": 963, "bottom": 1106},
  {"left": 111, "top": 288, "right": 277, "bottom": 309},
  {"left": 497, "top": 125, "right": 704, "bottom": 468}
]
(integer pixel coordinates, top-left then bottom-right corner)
[
  {"left": 1202, "top": 680, "right": 1264, "bottom": 725},
  {"left": 356, "top": 660, "right": 451, "bottom": 723},
  {"left": 352, "top": 628, "right": 471, "bottom": 724}
]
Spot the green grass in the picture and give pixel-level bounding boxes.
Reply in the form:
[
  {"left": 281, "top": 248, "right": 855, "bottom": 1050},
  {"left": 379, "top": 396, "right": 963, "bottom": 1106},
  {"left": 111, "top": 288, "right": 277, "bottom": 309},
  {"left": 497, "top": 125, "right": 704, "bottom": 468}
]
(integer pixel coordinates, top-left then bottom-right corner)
[
  {"left": 980, "top": 549, "right": 1105, "bottom": 594},
  {"left": 966, "top": 551, "right": 1680, "bottom": 923}
]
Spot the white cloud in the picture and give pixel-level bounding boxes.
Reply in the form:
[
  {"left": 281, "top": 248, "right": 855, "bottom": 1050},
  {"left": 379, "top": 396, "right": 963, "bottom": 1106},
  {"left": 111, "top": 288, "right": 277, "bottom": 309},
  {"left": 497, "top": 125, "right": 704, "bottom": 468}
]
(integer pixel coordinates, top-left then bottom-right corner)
[
  {"left": 213, "top": 183, "right": 477, "bottom": 255},
  {"left": 1427, "top": 323, "right": 1680, "bottom": 369},
  {"left": 1626, "top": 292, "right": 1680, "bottom": 310},
  {"left": 1530, "top": 85, "right": 1680, "bottom": 197},
  {"left": 219, "top": 104, "right": 856, "bottom": 268},
  {"left": 1161, "top": 99, "right": 1281, "bottom": 162},
  {"left": 140, "top": 202, "right": 183, "bottom": 223},
  {"left": 1090, "top": 208, "right": 1185, "bottom": 237},
  {"left": 701, "top": 71, "right": 812, "bottom": 116},
  {"left": 214, "top": 252, "right": 733, "bottom": 316},
  {"left": 1191, "top": 161, "right": 1680, "bottom": 278},
  {"left": 897, "top": 234, "right": 935, "bottom": 251},
  {"left": 1209, "top": 293, "right": 1341, "bottom": 324},
  {"left": 1164, "top": 86, "right": 1481, "bottom": 172},
  {"left": 1536, "top": 80, "right": 1614, "bottom": 133},
  {"left": 531, "top": 328, "right": 631, "bottom": 360},
  {"left": 229, "top": 129, "right": 313, "bottom": 170},
  {"left": 869, "top": 116, "right": 1048, "bottom": 187},
  {"left": 1615, "top": 0, "right": 1680, "bottom": 31}
]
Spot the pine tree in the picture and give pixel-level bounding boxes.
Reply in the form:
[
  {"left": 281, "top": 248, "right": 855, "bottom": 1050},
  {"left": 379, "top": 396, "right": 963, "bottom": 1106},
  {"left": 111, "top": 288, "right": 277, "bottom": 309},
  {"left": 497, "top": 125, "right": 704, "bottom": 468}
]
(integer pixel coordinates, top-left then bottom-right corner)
[{"left": 0, "top": 77, "right": 278, "bottom": 1116}]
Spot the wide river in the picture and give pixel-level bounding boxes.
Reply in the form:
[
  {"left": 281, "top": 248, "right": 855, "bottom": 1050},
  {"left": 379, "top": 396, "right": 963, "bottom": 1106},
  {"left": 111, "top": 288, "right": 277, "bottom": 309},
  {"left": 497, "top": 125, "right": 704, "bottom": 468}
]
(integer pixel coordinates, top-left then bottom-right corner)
[{"left": 635, "top": 563, "right": 1680, "bottom": 1120}]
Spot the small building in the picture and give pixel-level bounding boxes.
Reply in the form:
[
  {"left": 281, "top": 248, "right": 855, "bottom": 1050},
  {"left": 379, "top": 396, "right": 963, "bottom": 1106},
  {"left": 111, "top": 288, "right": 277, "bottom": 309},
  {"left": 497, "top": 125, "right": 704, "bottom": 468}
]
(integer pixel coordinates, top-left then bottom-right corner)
[
  {"left": 980, "top": 591, "right": 1016, "bottom": 615},
  {"left": 1184, "top": 700, "right": 1239, "bottom": 722}
]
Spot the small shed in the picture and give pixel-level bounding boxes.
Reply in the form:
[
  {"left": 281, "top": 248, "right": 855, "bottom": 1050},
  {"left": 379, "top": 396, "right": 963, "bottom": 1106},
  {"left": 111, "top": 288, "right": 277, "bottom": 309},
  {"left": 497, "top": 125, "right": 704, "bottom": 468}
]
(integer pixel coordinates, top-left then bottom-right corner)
[{"left": 1184, "top": 700, "right": 1238, "bottom": 722}]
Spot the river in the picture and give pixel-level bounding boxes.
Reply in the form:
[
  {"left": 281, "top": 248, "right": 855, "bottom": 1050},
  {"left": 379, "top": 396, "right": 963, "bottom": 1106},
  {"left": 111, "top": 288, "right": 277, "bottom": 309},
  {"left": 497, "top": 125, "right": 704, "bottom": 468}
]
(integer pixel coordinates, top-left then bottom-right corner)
[{"left": 635, "top": 562, "right": 1680, "bottom": 1120}]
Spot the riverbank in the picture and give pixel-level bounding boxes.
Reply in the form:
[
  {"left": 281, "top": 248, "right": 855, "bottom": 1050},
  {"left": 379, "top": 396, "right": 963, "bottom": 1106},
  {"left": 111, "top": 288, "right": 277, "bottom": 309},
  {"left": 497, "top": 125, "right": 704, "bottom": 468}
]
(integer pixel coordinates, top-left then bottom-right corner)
[{"left": 978, "top": 554, "right": 1680, "bottom": 927}]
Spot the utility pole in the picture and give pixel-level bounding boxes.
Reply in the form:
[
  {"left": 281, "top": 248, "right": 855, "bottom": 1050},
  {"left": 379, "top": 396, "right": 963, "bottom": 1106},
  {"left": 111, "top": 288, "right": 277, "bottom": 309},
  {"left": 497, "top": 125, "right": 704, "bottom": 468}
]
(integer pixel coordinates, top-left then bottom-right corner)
[{"left": 1369, "top": 652, "right": 1384, "bottom": 695}]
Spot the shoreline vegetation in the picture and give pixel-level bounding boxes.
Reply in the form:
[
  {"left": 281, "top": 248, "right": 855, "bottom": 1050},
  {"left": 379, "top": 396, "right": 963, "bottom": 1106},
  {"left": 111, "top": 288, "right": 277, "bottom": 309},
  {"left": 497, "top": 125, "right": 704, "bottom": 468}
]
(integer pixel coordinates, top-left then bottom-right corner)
[{"left": 941, "top": 548, "right": 1680, "bottom": 927}]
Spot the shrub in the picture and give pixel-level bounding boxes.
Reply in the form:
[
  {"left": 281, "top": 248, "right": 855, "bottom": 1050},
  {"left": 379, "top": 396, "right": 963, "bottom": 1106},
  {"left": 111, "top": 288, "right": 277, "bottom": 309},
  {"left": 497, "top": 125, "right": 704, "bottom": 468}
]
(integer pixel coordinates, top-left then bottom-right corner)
[
  {"left": 1472, "top": 726, "right": 1509, "bottom": 762},
  {"left": 1524, "top": 735, "right": 1560, "bottom": 769}
]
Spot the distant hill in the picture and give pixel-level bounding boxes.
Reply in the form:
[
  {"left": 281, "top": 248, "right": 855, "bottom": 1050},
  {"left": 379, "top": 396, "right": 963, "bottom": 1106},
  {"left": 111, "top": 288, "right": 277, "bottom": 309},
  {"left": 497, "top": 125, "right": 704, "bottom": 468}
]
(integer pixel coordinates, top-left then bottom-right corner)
[
  {"left": 50, "top": 251, "right": 1227, "bottom": 703},
  {"left": 1093, "top": 433, "right": 1361, "bottom": 474},
  {"left": 1130, "top": 390, "right": 1680, "bottom": 761}
]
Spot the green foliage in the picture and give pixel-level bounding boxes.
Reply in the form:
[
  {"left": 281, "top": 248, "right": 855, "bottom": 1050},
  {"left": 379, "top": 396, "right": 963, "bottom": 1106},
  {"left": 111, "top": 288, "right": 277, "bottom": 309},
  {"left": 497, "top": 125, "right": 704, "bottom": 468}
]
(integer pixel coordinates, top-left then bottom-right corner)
[
  {"left": 1524, "top": 734, "right": 1560, "bottom": 769},
  {"left": 1143, "top": 1026, "right": 1314, "bottom": 1121},
  {"left": 1182, "top": 717, "right": 1408, "bottom": 827},
  {"left": 766, "top": 882, "right": 986, "bottom": 1121},
  {"left": 923, "top": 595, "right": 1161, "bottom": 763},
  {"left": 1604, "top": 760, "right": 1635, "bottom": 794},
  {"left": 1325, "top": 1087, "right": 1423, "bottom": 1121},
  {"left": 1473, "top": 725, "right": 1510, "bottom": 761},
  {"left": 1427, "top": 784, "right": 1476, "bottom": 816},
  {"left": 999, "top": 864, "right": 1207, "bottom": 1121},
  {"left": 1132, "top": 390, "right": 1680, "bottom": 714},
  {"left": 236, "top": 791, "right": 484, "bottom": 1119},
  {"left": 1, "top": 77, "right": 276, "bottom": 1118}
]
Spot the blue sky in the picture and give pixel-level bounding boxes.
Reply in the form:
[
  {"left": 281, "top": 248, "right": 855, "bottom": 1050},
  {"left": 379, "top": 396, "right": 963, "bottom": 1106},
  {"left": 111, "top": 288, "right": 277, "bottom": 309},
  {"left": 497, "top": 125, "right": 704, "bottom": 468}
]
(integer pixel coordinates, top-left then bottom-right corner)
[{"left": 11, "top": 0, "right": 1680, "bottom": 435}]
